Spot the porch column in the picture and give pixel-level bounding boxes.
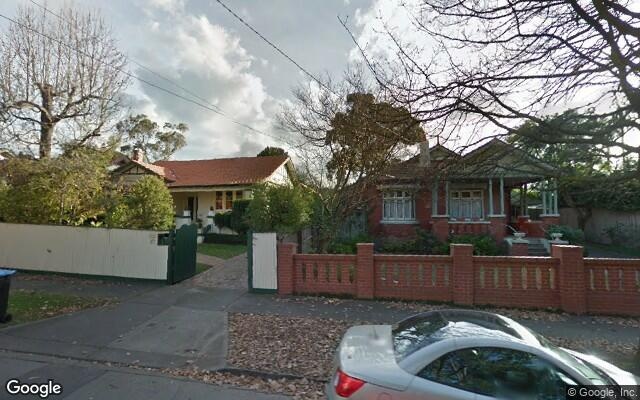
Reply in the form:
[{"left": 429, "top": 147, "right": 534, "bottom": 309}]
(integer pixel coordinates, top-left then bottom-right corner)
[
  {"left": 432, "top": 181, "right": 439, "bottom": 215},
  {"left": 542, "top": 182, "right": 547, "bottom": 215},
  {"left": 499, "top": 176, "right": 505, "bottom": 215},
  {"left": 553, "top": 180, "right": 559, "bottom": 214},
  {"left": 488, "top": 178, "right": 494, "bottom": 215},
  {"left": 445, "top": 180, "right": 450, "bottom": 215},
  {"left": 523, "top": 183, "right": 528, "bottom": 216}
]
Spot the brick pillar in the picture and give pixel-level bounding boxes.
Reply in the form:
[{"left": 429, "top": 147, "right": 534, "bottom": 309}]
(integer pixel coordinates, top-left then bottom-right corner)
[
  {"left": 432, "top": 216, "right": 449, "bottom": 242},
  {"left": 277, "top": 242, "right": 297, "bottom": 295},
  {"left": 510, "top": 241, "right": 529, "bottom": 256},
  {"left": 356, "top": 243, "right": 374, "bottom": 299},
  {"left": 451, "top": 244, "right": 474, "bottom": 306},
  {"left": 541, "top": 215, "right": 560, "bottom": 230},
  {"left": 488, "top": 215, "right": 506, "bottom": 243},
  {"left": 552, "top": 245, "right": 587, "bottom": 315}
]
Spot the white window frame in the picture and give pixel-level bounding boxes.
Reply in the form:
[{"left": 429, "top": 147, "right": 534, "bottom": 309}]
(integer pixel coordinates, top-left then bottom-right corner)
[
  {"left": 449, "top": 190, "right": 484, "bottom": 220},
  {"left": 382, "top": 190, "right": 416, "bottom": 223}
]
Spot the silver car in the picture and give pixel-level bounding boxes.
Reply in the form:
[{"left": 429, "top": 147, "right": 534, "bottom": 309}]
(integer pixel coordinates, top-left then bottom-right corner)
[{"left": 327, "top": 309, "right": 639, "bottom": 399}]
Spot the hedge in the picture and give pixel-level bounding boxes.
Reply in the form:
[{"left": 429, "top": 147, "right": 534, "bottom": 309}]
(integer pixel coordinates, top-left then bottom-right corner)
[{"left": 203, "top": 233, "right": 246, "bottom": 245}]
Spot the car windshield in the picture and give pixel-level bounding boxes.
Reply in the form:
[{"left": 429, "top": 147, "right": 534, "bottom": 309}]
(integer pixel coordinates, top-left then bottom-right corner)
[{"left": 525, "top": 328, "right": 615, "bottom": 385}]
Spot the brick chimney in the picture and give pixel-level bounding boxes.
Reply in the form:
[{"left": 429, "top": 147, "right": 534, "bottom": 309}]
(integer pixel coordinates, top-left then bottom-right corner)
[
  {"left": 132, "top": 148, "right": 144, "bottom": 163},
  {"left": 419, "top": 136, "right": 430, "bottom": 167}
]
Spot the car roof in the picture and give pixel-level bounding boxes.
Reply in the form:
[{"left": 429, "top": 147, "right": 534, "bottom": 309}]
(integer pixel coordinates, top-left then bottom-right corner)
[{"left": 393, "top": 309, "right": 542, "bottom": 354}]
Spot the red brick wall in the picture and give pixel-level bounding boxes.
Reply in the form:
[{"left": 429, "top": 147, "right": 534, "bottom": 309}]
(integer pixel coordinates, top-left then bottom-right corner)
[{"left": 277, "top": 243, "right": 640, "bottom": 316}]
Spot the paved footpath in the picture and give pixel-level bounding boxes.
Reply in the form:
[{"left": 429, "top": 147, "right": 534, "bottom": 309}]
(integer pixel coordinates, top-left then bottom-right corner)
[{"left": 0, "top": 351, "right": 287, "bottom": 400}]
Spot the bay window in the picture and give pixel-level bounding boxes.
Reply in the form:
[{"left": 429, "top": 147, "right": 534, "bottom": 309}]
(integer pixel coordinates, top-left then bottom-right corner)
[{"left": 382, "top": 190, "right": 416, "bottom": 222}]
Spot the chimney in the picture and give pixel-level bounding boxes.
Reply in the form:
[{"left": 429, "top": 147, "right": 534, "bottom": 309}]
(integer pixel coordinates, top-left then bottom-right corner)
[
  {"left": 419, "top": 137, "right": 430, "bottom": 167},
  {"left": 132, "top": 148, "right": 144, "bottom": 163}
]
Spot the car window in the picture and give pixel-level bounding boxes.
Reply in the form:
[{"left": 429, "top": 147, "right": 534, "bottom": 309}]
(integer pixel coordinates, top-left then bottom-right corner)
[{"left": 418, "top": 347, "right": 578, "bottom": 399}]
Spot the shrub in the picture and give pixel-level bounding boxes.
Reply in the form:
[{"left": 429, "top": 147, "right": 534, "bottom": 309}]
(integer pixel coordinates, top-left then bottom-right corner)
[
  {"left": 214, "top": 211, "right": 232, "bottom": 229},
  {"left": 203, "top": 233, "right": 246, "bottom": 245},
  {"left": 546, "top": 225, "right": 585, "bottom": 245},
  {"left": 328, "top": 234, "right": 373, "bottom": 254},
  {"left": 106, "top": 176, "right": 174, "bottom": 230},
  {"left": 230, "top": 199, "right": 251, "bottom": 236},
  {"left": 246, "top": 183, "right": 312, "bottom": 234},
  {"left": 449, "top": 234, "right": 503, "bottom": 255}
]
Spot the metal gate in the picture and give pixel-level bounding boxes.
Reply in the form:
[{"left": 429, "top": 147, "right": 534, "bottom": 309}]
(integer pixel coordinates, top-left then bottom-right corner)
[
  {"left": 248, "top": 232, "right": 277, "bottom": 292},
  {"left": 167, "top": 224, "right": 197, "bottom": 284}
]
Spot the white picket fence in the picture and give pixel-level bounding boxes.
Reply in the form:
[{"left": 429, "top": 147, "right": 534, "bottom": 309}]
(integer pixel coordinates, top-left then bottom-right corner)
[{"left": 0, "top": 222, "right": 169, "bottom": 280}]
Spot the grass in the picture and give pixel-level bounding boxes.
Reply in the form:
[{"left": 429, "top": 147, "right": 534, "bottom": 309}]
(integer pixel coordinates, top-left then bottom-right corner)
[
  {"left": 5, "top": 290, "right": 113, "bottom": 326},
  {"left": 197, "top": 243, "right": 246, "bottom": 260}
]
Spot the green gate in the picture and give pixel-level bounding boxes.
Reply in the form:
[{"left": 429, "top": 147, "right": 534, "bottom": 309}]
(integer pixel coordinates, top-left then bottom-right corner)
[{"left": 167, "top": 224, "right": 197, "bottom": 284}]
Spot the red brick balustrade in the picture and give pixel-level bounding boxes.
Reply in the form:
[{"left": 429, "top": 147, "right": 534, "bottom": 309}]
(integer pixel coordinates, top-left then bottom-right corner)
[{"left": 276, "top": 243, "right": 640, "bottom": 316}]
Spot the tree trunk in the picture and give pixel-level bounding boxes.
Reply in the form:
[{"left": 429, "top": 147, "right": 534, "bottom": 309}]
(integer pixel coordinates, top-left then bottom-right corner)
[{"left": 39, "top": 84, "right": 55, "bottom": 159}]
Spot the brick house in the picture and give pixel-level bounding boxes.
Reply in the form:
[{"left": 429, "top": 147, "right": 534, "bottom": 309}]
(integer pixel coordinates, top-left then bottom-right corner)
[
  {"left": 113, "top": 150, "right": 294, "bottom": 224},
  {"left": 368, "top": 138, "right": 560, "bottom": 244}
]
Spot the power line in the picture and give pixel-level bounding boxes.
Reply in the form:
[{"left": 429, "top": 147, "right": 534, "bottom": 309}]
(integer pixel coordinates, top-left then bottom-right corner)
[
  {"left": 3, "top": 2, "right": 281, "bottom": 143},
  {"left": 214, "top": 0, "right": 334, "bottom": 94}
]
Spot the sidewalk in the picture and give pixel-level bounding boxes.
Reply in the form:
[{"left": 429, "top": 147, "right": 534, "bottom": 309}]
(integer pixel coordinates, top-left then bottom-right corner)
[{"left": 0, "top": 351, "right": 288, "bottom": 400}]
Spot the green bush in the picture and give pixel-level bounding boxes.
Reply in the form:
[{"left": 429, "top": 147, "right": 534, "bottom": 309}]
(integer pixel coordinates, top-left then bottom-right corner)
[
  {"left": 546, "top": 225, "right": 585, "bottom": 245},
  {"left": 246, "top": 183, "right": 312, "bottom": 234},
  {"left": 106, "top": 176, "right": 174, "bottom": 230},
  {"left": 448, "top": 234, "right": 503, "bottom": 255},
  {"left": 214, "top": 212, "right": 232, "bottom": 229},
  {"left": 230, "top": 199, "right": 251, "bottom": 236},
  {"left": 328, "top": 234, "right": 373, "bottom": 254}
]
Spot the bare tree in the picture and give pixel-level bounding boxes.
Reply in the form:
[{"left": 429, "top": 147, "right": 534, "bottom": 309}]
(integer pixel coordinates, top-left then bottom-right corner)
[
  {"left": 348, "top": 0, "right": 640, "bottom": 161},
  {"left": 0, "top": 5, "right": 130, "bottom": 158}
]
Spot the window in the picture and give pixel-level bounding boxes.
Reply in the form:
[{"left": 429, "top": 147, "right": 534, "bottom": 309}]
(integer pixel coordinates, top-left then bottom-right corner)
[
  {"left": 235, "top": 190, "right": 243, "bottom": 200},
  {"left": 383, "top": 191, "right": 415, "bottom": 222},
  {"left": 225, "top": 191, "right": 233, "bottom": 209},
  {"left": 419, "top": 347, "right": 576, "bottom": 399},
  {"left": 450, "top": 190, "right": 483, "bottom": 219},
  {"left": 215, "top": 191, "right": 223, "bottom": 210}
]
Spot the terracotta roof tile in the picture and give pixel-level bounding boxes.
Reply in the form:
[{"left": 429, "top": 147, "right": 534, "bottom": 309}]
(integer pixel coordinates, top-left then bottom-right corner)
[{"left": 154, "top": 156, "right": 288, "bottom": 187}]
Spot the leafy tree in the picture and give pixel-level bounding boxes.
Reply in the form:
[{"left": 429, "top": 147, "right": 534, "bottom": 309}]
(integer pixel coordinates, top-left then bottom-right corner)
[
  {"left": 106, "top": 176, "right": 174, "bottom": 230},
  {"left": 257, "top": 147, "right": 288, "bottom": 157},
  {"left": 511, "top": 110, "right": 639, "bottom": 228},
  {"left": 245, "top": 184, "right": 312, "bottom": 234},
  {"left": 0, "top": 5, "right": 129, "bottom": 158},
  {"left": 116, "top": 114, "right": 187, "bottom": 162},
  {"left": 0, "top": 147, "right": 114, "bottom": 225}
]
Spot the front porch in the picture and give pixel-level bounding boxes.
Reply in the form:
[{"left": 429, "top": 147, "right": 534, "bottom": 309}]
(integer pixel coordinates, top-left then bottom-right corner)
[
  {"left": 171, "top": 187, "right": 252, "bottom": 230},
  {"left": 429, "top": 176, "right": 560, "bottom": 243}
]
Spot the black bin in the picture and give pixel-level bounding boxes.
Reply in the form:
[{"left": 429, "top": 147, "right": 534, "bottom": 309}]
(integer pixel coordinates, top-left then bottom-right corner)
[{"left": 0, "top": 269, "right": 16, "bottom": 323}]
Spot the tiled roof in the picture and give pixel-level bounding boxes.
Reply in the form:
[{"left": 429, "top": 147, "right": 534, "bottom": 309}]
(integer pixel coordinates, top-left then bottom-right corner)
[{"left": 154, "top": 156, "right": 289, "bottom": 187}]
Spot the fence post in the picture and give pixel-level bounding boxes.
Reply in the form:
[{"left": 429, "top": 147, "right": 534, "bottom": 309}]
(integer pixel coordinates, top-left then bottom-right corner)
[
  {"left": 356, "top": 243, "right": 375, "bottom": 299},
  {"left": 451, "top": 244, "right": 474, "bottom": 306},
  {"left": 552, "top": 245, "right": 587, "bottom": 315},
  {"left": 277, "top": 242, "right": 297, "bottom": 295}
]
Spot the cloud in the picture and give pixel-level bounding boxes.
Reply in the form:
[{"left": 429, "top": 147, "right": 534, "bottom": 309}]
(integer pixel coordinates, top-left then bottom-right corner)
[{"left": 124, "top": 1, "right": 280, "bottom": 159}]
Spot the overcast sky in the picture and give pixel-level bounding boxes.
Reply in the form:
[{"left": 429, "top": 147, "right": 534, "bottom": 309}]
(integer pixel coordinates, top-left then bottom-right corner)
[{"left": 1, "top": 0, "right": 407, "bottom": 159}]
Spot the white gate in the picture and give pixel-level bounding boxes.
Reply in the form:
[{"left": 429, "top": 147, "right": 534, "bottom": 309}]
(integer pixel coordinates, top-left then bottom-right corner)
[{"left": 250, "top": 232, "right": 277, "bottom": 291}]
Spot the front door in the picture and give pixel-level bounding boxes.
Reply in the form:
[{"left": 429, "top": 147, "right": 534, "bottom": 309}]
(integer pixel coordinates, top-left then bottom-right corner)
[{"left": 187, "top": 196, "right": 197, "bottom": 221}]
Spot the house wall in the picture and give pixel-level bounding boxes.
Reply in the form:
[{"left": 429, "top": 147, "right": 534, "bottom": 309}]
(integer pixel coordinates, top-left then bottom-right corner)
[
  {"left": 0, "top": 223, "right": 168, "bottom": 280},
  {"left": 368, "top": 182, "right": 512, "bottom": 242}
]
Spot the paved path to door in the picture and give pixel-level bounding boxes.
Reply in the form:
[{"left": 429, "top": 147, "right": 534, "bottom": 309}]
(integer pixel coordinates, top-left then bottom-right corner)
[{"left": 190, "top": 253, "right": 248, "bottom": 290}]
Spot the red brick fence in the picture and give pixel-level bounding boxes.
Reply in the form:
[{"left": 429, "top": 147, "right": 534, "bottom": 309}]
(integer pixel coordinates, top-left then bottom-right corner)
[{"left": 277, "top": 243, "right": 640, "bottom": 316}]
